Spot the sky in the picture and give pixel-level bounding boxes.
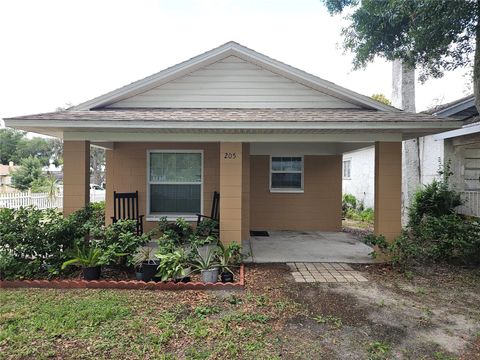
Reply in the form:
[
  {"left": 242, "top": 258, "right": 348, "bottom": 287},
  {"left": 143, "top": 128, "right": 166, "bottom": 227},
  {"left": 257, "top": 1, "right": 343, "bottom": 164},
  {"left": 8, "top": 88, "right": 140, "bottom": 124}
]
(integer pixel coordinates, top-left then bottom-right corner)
[{"left": 0, "top": 0, "right": 473, "bottom": 130}]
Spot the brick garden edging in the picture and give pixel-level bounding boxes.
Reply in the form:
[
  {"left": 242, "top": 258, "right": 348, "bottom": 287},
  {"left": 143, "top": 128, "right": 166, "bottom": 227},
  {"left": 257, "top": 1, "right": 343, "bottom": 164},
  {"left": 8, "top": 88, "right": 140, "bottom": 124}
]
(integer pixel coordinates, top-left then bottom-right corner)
[{"left": 0, "top": 264, "right": 244, "bottom": 291}]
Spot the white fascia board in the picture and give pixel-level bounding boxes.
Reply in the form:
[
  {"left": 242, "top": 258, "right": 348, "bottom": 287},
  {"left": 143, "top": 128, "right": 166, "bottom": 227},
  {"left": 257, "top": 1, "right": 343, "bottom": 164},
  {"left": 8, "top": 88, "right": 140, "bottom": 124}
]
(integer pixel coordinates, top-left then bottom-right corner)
[
  {"left": 433, "top": 123, "right": 480, "bottom": 140},
  {"left": 71, "top": 42, "right": 396, "bottom": 112},
  {"left": 433, "top": 97, "right": 475, "bottom": 117},
  {"left": 63, "top": 131, "right": 402, "bottom": 143},
  {"left": 4, "top": 119, "right": 460, "bottom": 131}
]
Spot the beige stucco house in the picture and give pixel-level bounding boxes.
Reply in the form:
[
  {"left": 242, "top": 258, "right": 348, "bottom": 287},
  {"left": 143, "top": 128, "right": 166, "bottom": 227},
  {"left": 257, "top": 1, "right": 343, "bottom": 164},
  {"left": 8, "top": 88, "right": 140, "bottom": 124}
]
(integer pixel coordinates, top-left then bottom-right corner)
[{"left": 4, "top": 42, "right": 461, "bottom": 244}]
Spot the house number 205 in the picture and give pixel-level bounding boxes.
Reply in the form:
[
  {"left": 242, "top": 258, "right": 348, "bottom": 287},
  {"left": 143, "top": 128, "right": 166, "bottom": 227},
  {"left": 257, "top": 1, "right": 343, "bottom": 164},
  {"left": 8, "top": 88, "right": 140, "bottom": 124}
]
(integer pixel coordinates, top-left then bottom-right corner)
[{"left": 224, "top": 152, "right": 237, "bottom": 159}]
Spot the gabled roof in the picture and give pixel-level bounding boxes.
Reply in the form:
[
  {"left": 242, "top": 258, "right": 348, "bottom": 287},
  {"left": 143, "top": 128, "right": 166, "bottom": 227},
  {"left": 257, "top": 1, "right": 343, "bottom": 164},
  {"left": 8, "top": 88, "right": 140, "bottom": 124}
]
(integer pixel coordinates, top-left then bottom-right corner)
[
  {"left": 72, "top": 41, "right": 396, "bottom": 112},
  {"left": 425, "top": 94, "right": 477, "bottom": 119},
  {"left": 8, "top": 108, "right": 454, "bottom": 123}
]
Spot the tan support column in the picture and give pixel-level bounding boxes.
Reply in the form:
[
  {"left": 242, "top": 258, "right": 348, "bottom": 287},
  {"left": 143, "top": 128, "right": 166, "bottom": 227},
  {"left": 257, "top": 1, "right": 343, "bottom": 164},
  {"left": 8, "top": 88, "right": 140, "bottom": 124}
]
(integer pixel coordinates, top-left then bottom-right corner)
[
  {"left": 105, "top": 149, "right": 114, "bottom": 225},
  {"left": 219, "top": 142, "right": 243, "bottom": 244},
  {"left": 63, "top": 141, "right": 90, "bottom": 216},
  {"left": 374, "top": 141, "right": 402, "bottom": 241}
]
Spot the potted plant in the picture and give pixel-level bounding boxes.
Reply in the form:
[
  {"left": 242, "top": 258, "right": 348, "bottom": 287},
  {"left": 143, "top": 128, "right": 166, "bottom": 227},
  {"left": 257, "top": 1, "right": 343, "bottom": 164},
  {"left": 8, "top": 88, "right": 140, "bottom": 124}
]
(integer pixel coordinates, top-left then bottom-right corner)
[
  {"left": 218, "top": 242, "right": 243, "bottom": 283},
  {"left": 130, "top": 246, "right": 157, "bottom": 281},
  {"left": 156, "top": 248, "right": 191, "bottom": 282},
  {"left": 61, "top": 245, "right": 105, "bottom": 280},
  {"left": 192, "top": 248, "right": 220, "bottom": 283},
  {"left": 192, "top": 234, "right": 219, "bottom": 261}
]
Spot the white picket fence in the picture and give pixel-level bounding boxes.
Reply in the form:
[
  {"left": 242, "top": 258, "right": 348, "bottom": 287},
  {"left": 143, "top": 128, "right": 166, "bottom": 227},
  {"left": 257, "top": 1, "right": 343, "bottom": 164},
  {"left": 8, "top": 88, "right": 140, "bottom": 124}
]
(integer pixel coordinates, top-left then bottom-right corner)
[
  {"left": 0, "top": 190, "right": 105, "bottom": 210},
  {"left": 457, "top": 191, "right": 480, "bottom": 218}
]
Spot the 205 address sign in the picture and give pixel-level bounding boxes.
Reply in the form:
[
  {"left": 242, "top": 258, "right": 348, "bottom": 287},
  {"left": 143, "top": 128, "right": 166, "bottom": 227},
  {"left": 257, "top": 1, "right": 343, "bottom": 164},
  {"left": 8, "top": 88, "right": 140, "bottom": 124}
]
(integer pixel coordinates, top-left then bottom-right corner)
[{"left": 224, "top": 152, "right": 237, "bottom": 159}]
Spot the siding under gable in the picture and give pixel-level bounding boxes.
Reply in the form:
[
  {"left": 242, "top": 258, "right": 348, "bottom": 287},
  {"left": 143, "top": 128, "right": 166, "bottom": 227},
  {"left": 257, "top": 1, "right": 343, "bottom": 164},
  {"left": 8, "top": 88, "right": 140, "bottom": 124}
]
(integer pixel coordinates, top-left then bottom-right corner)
[{"left": 107, "top": 56, "right": 360, "bottom": 109}]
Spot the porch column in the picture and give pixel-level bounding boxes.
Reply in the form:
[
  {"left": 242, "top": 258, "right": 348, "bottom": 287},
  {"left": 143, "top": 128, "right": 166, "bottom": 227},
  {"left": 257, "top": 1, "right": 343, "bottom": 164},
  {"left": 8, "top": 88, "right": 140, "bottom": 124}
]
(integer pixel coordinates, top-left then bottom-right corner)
[
  {"left": 219, "top": 142, "right": 244, "bottom": 244},
  {"left": 374, "top": 141, "right": 402, "bottom": 241},
  {"left": 105, "top": 149, "right": 114, "bottom": 225},
  {"left": 63, "top": 141, "right": 90, "bottom": 216}
]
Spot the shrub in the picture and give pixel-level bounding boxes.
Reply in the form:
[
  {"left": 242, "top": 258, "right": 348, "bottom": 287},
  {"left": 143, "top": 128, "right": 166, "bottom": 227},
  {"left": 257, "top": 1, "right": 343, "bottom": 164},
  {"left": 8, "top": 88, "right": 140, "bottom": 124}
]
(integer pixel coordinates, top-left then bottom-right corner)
[
  {"left": 0, "top": 207, "right": 77, "bottom": 279},
  {"left": 368, "top": 162, "right": 480, "bottom": 267},
  {"left": 407, "top": 162, "right": 462, "bottom": 227},
  {"left": 342, "top": 194, "right": 357, "bottom": 216},
  {"left": 92, "top": 219, "right": 151, "bottom": 266}
]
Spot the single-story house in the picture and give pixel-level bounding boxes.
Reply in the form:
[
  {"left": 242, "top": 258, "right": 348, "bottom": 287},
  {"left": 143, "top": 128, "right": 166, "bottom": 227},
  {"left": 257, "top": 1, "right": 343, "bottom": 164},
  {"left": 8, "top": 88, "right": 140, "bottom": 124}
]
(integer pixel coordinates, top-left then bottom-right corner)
[
  {"left": 342, "top": 94, "right": 479, "bottom": 217},
  {"left": 0, "top": 162, "right": 20, "bottom": 193},
  {"left": 4, "top": 42, "right": 462, "bottom": 244}
]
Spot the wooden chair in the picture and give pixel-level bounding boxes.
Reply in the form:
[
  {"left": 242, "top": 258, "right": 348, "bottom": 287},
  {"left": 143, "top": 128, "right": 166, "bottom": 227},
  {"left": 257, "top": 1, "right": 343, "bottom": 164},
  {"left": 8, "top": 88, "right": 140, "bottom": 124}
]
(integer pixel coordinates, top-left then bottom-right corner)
[
  {"left": 196, "top": 191, "right": 220, "bottom": 232},
  {"left": 111, "top": 191, "right": 144, "bottom": 235}
]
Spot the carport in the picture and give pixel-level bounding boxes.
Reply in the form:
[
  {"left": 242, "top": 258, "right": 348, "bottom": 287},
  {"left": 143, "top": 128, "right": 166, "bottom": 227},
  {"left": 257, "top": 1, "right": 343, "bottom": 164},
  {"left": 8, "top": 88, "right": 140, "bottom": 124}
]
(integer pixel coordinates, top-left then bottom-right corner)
[{"left": 244, "top": 231, "right": 375, "bottom": 263}]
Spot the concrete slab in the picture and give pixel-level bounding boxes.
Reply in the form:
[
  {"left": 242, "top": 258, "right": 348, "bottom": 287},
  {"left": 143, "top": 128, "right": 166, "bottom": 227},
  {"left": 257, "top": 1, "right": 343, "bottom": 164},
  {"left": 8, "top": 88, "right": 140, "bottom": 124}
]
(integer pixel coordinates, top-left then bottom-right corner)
[{"left": 243, "top": 231, "right": 376, "bottom": 263}]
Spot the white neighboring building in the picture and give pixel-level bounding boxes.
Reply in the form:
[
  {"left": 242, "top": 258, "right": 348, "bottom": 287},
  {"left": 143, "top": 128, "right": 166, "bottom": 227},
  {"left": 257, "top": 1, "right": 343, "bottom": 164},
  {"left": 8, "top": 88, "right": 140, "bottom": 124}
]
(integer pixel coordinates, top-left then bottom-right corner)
[
  {"left": 342, "top": 94, "right": 480, "bottom": 217},
  {"left": 342, "top": 146, "right": 375, "bottom": 208}
]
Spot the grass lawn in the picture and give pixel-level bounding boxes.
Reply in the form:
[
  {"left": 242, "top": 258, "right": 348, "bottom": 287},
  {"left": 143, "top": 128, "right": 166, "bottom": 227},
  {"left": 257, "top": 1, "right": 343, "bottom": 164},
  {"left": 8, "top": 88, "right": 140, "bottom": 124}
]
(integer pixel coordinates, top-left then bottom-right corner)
[{"left": 1, "top": 264, "right": 480, "bottom": 360}]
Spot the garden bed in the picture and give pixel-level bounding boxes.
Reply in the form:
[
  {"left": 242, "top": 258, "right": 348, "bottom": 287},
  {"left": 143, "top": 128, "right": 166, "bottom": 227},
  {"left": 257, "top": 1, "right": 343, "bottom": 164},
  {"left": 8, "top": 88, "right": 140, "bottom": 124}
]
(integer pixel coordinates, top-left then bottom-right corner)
[{"left": 0, "top": 264, "right": 244, "bottom": 290}]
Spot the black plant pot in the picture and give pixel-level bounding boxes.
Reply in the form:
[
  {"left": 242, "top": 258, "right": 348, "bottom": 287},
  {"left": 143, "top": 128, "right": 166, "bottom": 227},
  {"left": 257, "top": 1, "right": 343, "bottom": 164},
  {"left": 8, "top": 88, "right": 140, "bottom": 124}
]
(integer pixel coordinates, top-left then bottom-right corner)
[
  {"left": 135, "top": 271, "right": 143, "bottom": 281},
  {"left": 221, "top": 272, "right": 234, "bottom": 283},
  {"left": 174, "top": 276, "right": 191, "bottom": 283},
  {"left": 83, "top": 266, "right": 101, "bottom": 281},
  {"left": 141, "top": 261, "right": 159, "bottom": 282}
]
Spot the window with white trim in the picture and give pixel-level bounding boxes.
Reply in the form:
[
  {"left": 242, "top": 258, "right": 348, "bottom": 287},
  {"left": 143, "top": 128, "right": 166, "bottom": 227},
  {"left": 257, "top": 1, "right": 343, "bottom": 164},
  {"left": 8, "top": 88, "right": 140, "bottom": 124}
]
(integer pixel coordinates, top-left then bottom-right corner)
[
  {"left": 148, "top": 151, "right": 202, "bottom": 216},
  {"left": 270, "top": 156, "right": 303, "bottom": 192},
  {"left": 343, "top": 159, "right": 351, "bottom": 179}
]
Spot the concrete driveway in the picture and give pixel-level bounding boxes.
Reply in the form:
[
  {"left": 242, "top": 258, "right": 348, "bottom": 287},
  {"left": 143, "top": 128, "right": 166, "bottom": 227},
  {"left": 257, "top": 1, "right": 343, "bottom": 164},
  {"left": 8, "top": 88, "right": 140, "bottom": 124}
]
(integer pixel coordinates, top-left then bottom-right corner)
[{"left": 244, "top": 231, "right": 375, "bottom": 263}]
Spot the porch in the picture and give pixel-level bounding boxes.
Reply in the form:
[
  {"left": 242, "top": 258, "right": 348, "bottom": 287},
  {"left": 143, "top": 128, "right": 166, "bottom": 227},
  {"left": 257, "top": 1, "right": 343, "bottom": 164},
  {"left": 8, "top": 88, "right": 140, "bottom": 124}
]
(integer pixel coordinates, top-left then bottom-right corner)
[
  {"left": 59, "top": 139, "right": 403, "bottom": 249},
  {"left": 244, "top": 230, "right": 375, "bottom": 263}
]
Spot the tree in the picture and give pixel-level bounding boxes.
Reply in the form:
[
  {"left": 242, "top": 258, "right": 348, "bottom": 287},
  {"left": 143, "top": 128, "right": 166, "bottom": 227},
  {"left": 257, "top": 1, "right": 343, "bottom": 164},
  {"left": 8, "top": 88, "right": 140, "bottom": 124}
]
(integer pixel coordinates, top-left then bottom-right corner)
[
  {"left": 371, "top": 94, "right": 392, "bottom": 106},
  {"left": 0, "top": 128, "right": 24, "bottom": 165},
  {"left": 0, "top": 128, "right": 63, "bottom": 166},
  {"left": 11, "top": 156, "right": 47, "bottom": 191},
  {"left": 90, "top": 147, "right": 105, "bottom": 185},
  {"left": 323, "top": 0, "right": 480, "bottom": 111}
]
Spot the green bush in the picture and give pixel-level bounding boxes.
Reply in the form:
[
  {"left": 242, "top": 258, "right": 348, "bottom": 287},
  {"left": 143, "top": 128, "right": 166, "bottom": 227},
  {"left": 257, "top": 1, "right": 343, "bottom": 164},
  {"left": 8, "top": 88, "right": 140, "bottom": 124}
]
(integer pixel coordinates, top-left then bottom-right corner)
[
  {"left": 92, "top": 219, "right": 151, "bottom": 266},
  {"left": 0, "top": 202, "right": 106, "bottom": 279},
  {"left": 368, "top": 162, "right": 479, "bottom": 267},
  {"left": 342, "top": 194, "right": 357, "bottom": 216},
  {"left": 0, "top": 207, "right": 77, "bottom": 279},
  {"left": 408, "top": 162, "right": 462, "bottom": 227}
]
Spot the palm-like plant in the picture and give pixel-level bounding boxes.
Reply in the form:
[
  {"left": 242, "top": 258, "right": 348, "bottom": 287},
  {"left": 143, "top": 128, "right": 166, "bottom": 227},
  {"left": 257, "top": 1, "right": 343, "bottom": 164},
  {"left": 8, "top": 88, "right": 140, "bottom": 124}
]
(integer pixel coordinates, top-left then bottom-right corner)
[
  {"left": 61, "top": 245, "right": 104, "bottom": 270},
  {"left": 192, "top": 248, "right": 219, "bottom": 271}
]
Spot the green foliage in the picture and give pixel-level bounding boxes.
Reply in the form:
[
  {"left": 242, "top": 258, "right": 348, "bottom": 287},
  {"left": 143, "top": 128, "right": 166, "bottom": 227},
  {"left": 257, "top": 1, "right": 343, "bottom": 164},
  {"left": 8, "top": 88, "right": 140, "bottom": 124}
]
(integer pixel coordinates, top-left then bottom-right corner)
[
  {"left": 156, "top": 249, "right": 189, "bottom": 281},
  {"left": 217, "top": 241, "right": 244, "bottom": 275},
  {"left": 313, "top": 314, "right": 343, "bottom": 329},
  {"left": 0, "top": 128, "right": 62, "bottom": 166},
  {"left": 408, "top": 162, "right": 462, "bottom": 227},
  {"left": 343, "top": 193, "right": 374, "bottom": 224},
  {"left": 195, "top": 218, "right": 219, "bottom": 236},
  {"left": 10, "top": 156, "right": 47, "bottom": 191},
  {"left": 61, "top": 244, "right": 105, "bottom": 269},
  {"left": 323, "top": 0, "right": 477, "bottom": 82},
  {"left": 129, "top": 246, "right": 157, "bottom": 268},
  {"left": 192, "top": 248, "right": 219, "bottom": 271},
  {"left": 342, "top": 193, "right": 357, "bottom": 215},
  {"left": 0, "top": 203, "right": 106, "bottom": 279},
  {"left": 93, "top": 220, "right": 151, "bottom": 266},
  {"left": 0, "top": 207, "right": 79, "bottom": 279},
  {"left": 366, "top": 341, "right": 391, "bottom": 360},
  {"left": 371, "top": 94, "right": 391, "bottom": 106},
  {"left": 366, "top": 164, "right": 480, "bottom": 267}
]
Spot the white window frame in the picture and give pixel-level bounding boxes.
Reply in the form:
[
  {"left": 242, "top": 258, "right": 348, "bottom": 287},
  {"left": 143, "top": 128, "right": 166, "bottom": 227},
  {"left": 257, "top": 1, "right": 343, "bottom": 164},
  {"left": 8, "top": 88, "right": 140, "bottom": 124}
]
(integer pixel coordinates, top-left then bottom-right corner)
[
  {"left": 269, "top": 155, "right": 304, "bottom": 193},
  {"left": 343, "top": 158, "right": 352, "bottom": 180},
  {"left": 146, "top": 149, "right": 203, "bottom": 222}
]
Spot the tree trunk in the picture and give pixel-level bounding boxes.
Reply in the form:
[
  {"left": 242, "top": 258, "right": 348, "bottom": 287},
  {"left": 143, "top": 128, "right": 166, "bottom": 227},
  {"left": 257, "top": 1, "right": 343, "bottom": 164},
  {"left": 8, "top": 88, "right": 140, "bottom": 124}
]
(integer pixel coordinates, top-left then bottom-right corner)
[{"left": 475, "top": 6, "right": 480, "bottom": 113}]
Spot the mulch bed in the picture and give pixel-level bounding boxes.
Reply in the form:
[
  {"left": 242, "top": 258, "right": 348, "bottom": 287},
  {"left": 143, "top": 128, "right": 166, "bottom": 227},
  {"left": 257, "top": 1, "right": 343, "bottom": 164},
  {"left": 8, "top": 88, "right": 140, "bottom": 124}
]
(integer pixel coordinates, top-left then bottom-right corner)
[{"left": 0, "top": 264, "right": 244, "bottom": 291}]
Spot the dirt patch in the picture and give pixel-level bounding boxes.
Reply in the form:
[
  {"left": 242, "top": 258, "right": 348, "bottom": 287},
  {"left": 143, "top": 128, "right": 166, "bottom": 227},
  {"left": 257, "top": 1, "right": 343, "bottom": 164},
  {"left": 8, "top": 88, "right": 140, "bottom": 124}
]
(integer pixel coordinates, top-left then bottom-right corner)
[{"left": 243, "top": 263, "right": 480, "bottom": 359}]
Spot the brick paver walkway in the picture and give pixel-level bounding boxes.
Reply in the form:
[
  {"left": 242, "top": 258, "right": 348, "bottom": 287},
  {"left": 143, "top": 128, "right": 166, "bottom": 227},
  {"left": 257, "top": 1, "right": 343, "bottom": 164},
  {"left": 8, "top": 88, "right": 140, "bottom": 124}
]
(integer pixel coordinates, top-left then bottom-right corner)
[{"left": 287, "top": 262, "right": 368, "bottom": 283}]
